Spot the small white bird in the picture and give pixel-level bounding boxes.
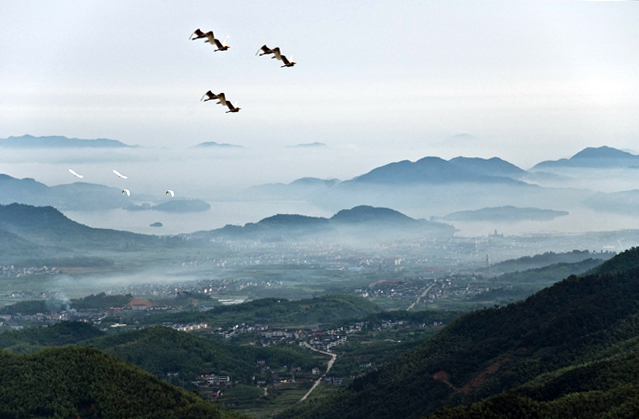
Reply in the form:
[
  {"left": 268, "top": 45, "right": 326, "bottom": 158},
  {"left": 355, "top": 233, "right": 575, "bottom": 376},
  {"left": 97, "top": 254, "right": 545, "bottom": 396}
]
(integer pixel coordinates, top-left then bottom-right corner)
[
  {"left": 113, "top": 170, "right": 127, "bottom": 179},
  {"left": 69, "top": 169, "right": 83, "bottom": 178},
  {"left": 204, "top": 31, "right": 230, "bottom": 52},
  {"left": 166, "top": 190, "right": 174, "bottom": 197},
  {"left": 122, "top": 189, "right": 130, "bottom": 196}
]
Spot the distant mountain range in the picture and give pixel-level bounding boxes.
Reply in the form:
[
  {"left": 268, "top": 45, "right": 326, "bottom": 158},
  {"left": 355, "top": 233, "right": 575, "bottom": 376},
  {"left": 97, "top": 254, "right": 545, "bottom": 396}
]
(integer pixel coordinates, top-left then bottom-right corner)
[
  {"left": 246, "top": 146, "right": 639, "bottom": 215},
  {"left": 0, "top": 203, "right": 160, "bottom": 251},
  {"left": 440, "top": 206, "right": 569, "bottom": 222},
  {"left": 348, "top": 156, "right": 526, "bottom": 186},
  {"left": 0, "top": 134, "right": 134, "bottom": 148},
  {"left": 0, "top": 174, "right": 138, "bottom": 211},
  {"left": 532, "top": 146, "right": 639, "bottom": 169},
  {"left": 190, "top": 205, "right": 455, "bottom": 241}
]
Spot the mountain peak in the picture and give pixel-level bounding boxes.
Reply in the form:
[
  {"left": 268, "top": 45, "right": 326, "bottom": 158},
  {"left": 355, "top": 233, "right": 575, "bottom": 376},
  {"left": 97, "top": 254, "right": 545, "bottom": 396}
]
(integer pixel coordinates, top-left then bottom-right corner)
[
  {"left": 571, "top": 146, "right": 637, "bottom": 160},
  {"left": 330, "top": 205, "right": 418, "bottom": 225},
  {"left": 532, "top": 146, "right": 639, "bottom": 170}
]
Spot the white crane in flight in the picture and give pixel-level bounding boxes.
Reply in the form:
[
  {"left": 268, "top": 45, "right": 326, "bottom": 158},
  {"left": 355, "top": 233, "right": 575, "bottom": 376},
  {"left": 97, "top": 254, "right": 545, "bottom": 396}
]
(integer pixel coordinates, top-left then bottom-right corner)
[
  {"left": 113, "top": 170, "right": 127, "bottom": 179},
  {"left": 69, "top": 169, "right": 83, "bottom": 178},
  {"left": 122, "top": 189, "right": 130, "bottom": 196}
]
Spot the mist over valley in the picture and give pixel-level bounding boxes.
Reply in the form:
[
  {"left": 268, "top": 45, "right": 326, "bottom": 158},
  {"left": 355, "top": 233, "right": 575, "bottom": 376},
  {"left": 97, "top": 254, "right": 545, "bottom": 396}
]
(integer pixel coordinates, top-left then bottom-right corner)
[{"left": 2, "top": 3, "right": 639, "bottom": 418}]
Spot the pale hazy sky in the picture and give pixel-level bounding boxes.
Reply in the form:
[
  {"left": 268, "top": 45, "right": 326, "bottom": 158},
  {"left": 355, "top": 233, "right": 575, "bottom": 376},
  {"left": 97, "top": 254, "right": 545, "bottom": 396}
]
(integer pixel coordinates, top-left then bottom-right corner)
[{"left": 1, "top": 1, "right": 638, "bottom": 170}]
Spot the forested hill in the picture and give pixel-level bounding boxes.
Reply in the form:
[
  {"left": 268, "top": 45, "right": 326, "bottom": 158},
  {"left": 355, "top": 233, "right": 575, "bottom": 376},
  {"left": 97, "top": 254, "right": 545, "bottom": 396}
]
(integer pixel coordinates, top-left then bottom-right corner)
[
  {"left": 276, "top": 247, "right": 639, "bottom": 419},
  {"left": 0, "top": 346, "right": 245, "bottom": 418},
  {"left": 140, "top": 295, "right": 382, "bottom": 328}
]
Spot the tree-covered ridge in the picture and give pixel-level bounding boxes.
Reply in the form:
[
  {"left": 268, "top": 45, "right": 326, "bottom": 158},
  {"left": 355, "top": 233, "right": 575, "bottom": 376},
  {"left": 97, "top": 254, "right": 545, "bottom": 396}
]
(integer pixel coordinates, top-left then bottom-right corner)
[
  {"left": 140, "top": 294, "right": 382, "bottom": 328},
  {"left": 1, "top": 323, "right": 317, "bottom": 387},
  {"left": 592, "top": 246, "right": 639, "bottom": 275},
  {"left": 0, "top": 321, "right": 104, "bottom": 353},
  {"left": 275, "top": 247, "right": 639, "bottom": 419},
  {"left": 0, "top": 346, "right": 246, "bottom": 419},
  {"left": 426, "top": 352, "right": 639, "bottom": 419},
  {"left": 84, "top": 326, "right": 315, "bottom": 383},
  {"left": 490, "top": 249, "right": 613, "bottom": 274}
]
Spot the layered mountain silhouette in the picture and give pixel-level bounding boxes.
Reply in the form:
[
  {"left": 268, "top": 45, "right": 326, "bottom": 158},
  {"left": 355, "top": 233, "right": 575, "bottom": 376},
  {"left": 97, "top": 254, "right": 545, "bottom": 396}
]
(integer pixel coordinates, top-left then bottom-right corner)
[
  {"left": 348, "top": 157, "right": 526, "bottom": 185},
  {"left": 0, "top": 134, "right": 134, "bottom": 148},
  {"left": 0, "top": 174, "right": 137, "bottom": 211},
  {"left": 532, "top": 146, "right": 639, "bottom": 169},
  {"left": 0, "top": 203, "right": 160, "bottom": 250},
  {"left": 191, "top": 205, "right": 455, "bottom": 241}
]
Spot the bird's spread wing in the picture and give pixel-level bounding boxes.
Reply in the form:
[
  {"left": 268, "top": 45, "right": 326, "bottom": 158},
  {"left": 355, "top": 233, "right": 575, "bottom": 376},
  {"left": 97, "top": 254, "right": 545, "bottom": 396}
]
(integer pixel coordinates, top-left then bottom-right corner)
[
  {"left": 256, "top": 45, "right": 271, "bottom": 56},
  {"left": 201, "top": 91, "right": 216, "bottom": 101},
  {"left": 189, "top": 29, "right": 205, "bottom": 40},
  {"left": 205, "top": 32, "right": 215, "bottom": 43},
  {"left": 222, "top": 35, "right": 229, "bottom": 47},
  {"left": 69, "top": 169, "right": 83, "bottom": 178},
  {"left": 113, "top": 170, "right": 127, "bottom": 179},
  {"left": 216, "top": 93, "right": 228, "bottom": 106},
  {"left": 281, "top": 55, "right": 290, "bottom": 65},
  {"left": 272, "top": 47, "right": 283, "bottom": 60},
  {"left": 213, "top": 38, "right": 224, "bottom": 48},
  {"left": 166, "top": 190, "right": 174, "bottom": 197}
]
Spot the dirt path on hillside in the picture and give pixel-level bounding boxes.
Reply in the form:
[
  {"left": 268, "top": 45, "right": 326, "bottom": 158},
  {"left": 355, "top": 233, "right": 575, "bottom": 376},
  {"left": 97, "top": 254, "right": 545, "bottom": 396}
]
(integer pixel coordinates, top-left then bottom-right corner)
[{"left": 299, "top": 343, "right": 337, "bottom": 403}]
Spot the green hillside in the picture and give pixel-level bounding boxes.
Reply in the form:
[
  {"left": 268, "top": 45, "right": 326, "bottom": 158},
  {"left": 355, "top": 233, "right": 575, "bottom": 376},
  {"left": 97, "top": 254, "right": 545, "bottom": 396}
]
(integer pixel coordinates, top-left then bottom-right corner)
[
  {"left": 0, "top": 346, "right": 245, "bottom": 418},
  {"left": 139, "top": 295, "right": 382, "bottom": 328},
  {"left": 0, "top": 321, "right": 105, "bottom": 353},
  {"left": 276, "top": 247, "right": 639, "bottom": 419},
  {"left": 85, "top": 326, "right": 315, "bottom": 384}
]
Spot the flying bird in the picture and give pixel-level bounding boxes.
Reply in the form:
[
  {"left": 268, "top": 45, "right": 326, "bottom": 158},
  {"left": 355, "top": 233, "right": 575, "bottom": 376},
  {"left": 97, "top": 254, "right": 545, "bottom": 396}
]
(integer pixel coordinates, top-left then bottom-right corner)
[
  {"left": 269, "top": 47, "right": 296, "bottom": 67},
  {"left": 256, "top": 45, "right": 274, "bottom": 56},
  {"left": 113, "top": 170, "right": 127, "bottom": 179},
  {"left": 225, "top": 101, "right": 241, "bottom": 113},
  {"left": 279, "top": 55, "right": 296, "bottom": 68},
  {"left": 166, "top": 190, "right": 174, "bottom": 197},
  {"left": 189, "top": 28, "right": 207, "bottom": 40},
  {"left": 204, "top": 31, "right": 230, "bottom": 51},
  {"left": 122, "top": 189, "right": 130, "bottom": 196},
  {"left": 69, "top": 169, "right": 83, "bottom": 178},
  {"left": 202, "top": 92, "right": 240, "bottom": 112}
]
